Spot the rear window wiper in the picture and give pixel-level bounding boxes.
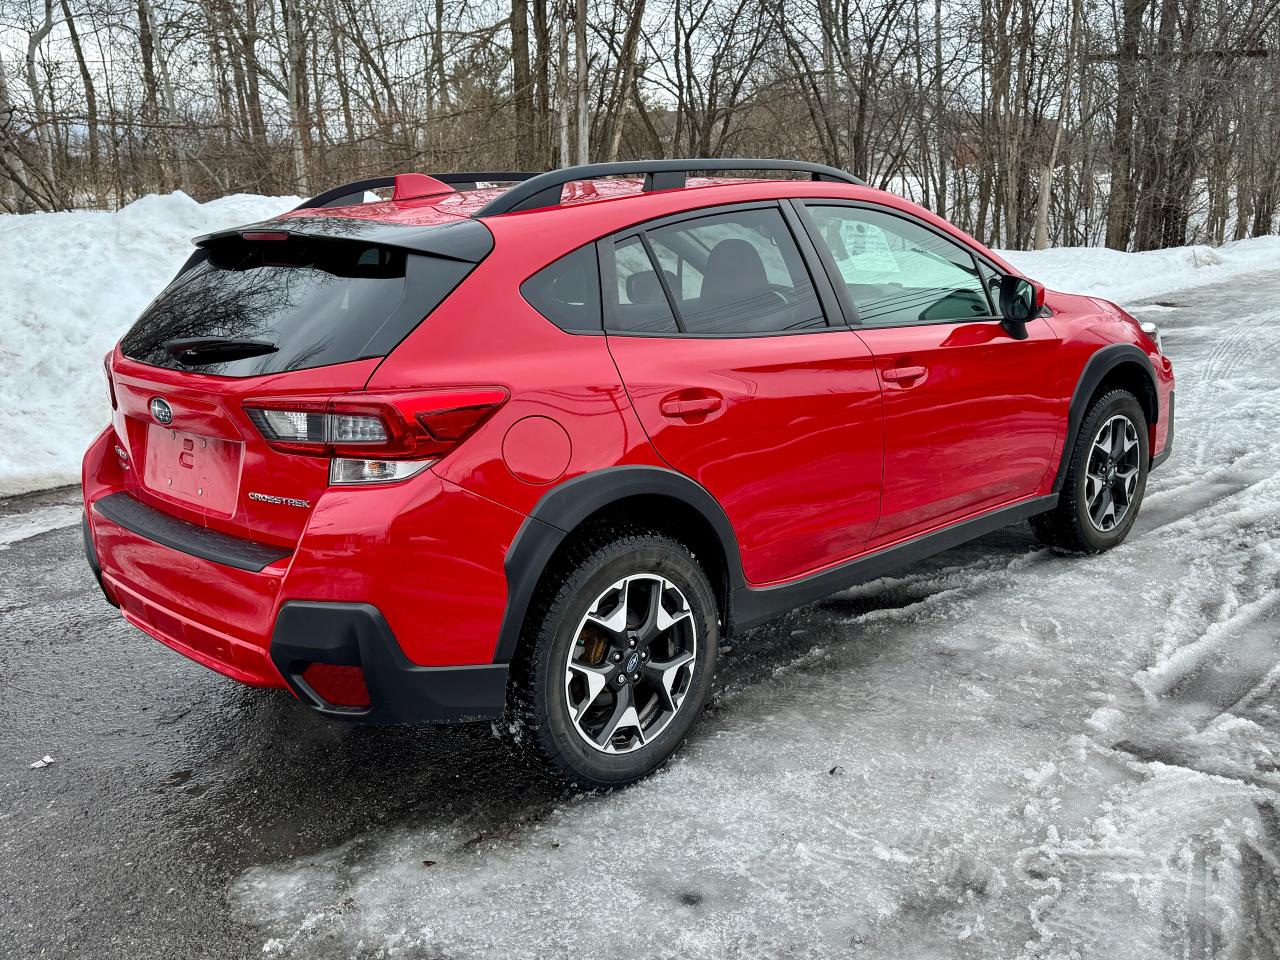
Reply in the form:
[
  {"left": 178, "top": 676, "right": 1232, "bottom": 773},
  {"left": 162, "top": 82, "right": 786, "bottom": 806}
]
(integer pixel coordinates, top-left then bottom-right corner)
[{"left": 162, "top": 337, "right": 279, "bottom": 365}]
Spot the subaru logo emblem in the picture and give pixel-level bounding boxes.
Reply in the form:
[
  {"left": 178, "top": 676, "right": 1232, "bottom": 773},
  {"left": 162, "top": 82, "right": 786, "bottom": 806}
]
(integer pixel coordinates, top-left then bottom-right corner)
[
  {"left": 150, "top": 397, "right": 173, "bottom": 425},
  {"left": 624, "top": 651, "right": 641, "bottom": 673}
]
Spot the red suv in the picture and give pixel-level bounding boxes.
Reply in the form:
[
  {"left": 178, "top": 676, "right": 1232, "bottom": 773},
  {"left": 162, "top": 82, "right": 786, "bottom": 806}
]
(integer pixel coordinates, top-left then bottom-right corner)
[{"left": 82, "top": 160, "right": 1174, "bottom": 788}]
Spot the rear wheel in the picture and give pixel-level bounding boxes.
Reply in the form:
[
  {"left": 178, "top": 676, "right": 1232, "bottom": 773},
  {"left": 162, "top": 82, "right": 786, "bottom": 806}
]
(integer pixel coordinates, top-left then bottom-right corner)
[
  {"left": 508, "top": 530, "right": 718, "bottom": 790},
  {"left": 1031, "top": 389, "right": 1149, "bottom": 553}
]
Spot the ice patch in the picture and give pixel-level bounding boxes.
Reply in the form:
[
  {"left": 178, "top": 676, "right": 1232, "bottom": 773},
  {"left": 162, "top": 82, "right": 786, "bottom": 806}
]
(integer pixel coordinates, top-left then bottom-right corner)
[{"left": 0, "top": 504, "right": 80, "bottom": 548}]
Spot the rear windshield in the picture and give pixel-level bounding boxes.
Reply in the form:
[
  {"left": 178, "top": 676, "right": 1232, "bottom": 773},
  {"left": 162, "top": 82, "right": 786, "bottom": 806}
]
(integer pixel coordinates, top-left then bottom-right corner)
[{"left": 120, "top": 236, "right": 474, "bottom": 377}]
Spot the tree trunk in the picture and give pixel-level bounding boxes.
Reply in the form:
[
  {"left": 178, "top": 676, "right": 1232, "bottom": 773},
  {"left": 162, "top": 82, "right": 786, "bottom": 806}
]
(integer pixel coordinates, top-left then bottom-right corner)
[
  {"left": 532, "top": 0, "right": 552, "bottom": 168},
  {"left": 25, "top": 0, "right": 57, "bottom": 192},
  {"left": 575, "top": 0, "right": 588, "bottom": 164},
  {"left": 1104, "top": 0, "right": 1150, "bottom": 250},
  {"left": 557, "top": 0, "right": 570, "bottom": 167},
  {"left": 60, "top": 0, "right": 104, "bottom": 206},
  {"left": 281, "top": 0, "right": 310, "bottom": 192},
  {"left": 1034, "top": 0, "right": 1081, "bottom": 249},
  {"left": 512, "top": 0, "right": 535, "bottom": 167}
]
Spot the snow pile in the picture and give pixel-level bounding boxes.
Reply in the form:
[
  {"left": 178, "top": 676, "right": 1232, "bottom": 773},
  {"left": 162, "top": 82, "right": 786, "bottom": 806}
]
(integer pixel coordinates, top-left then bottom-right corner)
[
  {"left": 1001, "top": 235, "right": 1280, "bottom": 302},
  {"left": 0, "top": 192, "right": 298, "bottom": 496}
]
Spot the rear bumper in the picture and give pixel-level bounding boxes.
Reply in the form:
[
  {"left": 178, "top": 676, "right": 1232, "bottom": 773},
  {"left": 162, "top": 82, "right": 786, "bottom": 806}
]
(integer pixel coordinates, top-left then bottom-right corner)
[
  {"left": 81, "top": 426, "right": 521, "bottom": 723},
  {"left": 81, "top": 503, "right": 510, "bottom": 721},
  {"left": 270, "top": 602, "right": 508, "bottom": 723}
]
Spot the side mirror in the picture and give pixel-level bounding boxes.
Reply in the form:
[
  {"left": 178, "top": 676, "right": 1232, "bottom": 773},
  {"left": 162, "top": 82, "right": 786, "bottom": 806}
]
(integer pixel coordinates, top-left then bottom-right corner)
[{"left": 999, "top": 277, "right": 1044, "bottom": 339}]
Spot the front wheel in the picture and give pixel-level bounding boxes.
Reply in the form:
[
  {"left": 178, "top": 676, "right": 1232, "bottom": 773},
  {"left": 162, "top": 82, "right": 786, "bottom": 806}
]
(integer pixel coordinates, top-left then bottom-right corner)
[
  {"left": 508, "top": 530, "right": 718, "bottom": 790},
  {"left": 1031, "top": 388, "right": 1149, "bottom": 553}
]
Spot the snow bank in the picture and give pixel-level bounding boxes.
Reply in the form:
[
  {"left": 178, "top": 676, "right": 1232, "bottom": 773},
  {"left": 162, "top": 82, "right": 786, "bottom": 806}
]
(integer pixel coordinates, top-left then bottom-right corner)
[
  {"left": 0, "top": 189, "right": 1276, "bottom": 496},
  {"left": 0, "top": 192, "right": 298, "bottom": 496},
  {"left": 999, "top": 235, "right": 1280, "bottom": 302}
]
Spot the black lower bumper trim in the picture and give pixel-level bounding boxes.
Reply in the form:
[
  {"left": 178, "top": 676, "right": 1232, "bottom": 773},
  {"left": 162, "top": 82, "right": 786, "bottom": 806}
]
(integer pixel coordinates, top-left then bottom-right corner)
[
  {"left": 270, "top": 601, "right": 508, "bottom": 724},
  {"left": 92, "top": 491, "right": 291, "bottom": 572}
]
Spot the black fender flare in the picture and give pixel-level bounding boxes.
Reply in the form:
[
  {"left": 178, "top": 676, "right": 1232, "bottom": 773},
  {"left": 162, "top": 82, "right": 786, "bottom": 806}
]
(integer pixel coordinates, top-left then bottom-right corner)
[
  {"left": 492, "top": 465, "right": 745, "bottom": 663},
  {"left": 1053, "top": 342, "right": 1158, "bottom": 492}
]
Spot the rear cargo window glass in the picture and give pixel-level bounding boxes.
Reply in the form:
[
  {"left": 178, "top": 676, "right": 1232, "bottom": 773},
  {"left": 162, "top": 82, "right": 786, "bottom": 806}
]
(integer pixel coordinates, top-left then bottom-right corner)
[
  {"left": 521, "top": 245, "right": 602, "bottom": 332},
  {"left": 120, "top": 236, "right": 473, "bottom": 377}
]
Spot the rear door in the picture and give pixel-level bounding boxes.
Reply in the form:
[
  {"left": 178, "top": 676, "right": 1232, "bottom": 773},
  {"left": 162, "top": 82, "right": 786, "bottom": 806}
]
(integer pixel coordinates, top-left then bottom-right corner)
[
  {"left": 796, "top": 201, "right": 1061, "bottom": 547},
  {"left": 603, "top": 202, "right": 884, "bottom": 586},
  {"left": 110, "top": 230, "right": 478, "bottom": 547}
]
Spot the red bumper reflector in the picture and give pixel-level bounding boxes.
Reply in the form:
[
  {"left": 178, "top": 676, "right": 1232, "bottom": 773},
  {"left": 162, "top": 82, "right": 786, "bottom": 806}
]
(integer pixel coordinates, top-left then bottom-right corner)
[{"left": 301, "top": 663, "right": 371, "bottom": 708}]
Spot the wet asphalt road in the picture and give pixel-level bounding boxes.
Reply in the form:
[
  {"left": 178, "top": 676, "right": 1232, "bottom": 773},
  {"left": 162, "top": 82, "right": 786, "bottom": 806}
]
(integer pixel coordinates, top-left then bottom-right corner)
[
  {"left": 0, "top": 488, "right": 556, "bottom": 959},
  {"left": 0, "top": 481, "right": 920, "bottom": 959}
]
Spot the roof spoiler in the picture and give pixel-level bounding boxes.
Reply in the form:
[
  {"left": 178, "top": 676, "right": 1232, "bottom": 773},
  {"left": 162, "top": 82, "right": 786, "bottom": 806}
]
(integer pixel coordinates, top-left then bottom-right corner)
[
  {"left": 473, "top": 158, "right": 867, "bottom": 217},
  {"left": 191, "top": 217, "right": 495, "bottom": 264}
]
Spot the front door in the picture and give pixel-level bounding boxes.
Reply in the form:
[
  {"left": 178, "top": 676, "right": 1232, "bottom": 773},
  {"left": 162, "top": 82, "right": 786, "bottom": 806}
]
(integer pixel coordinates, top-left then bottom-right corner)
[
  {"left": 603, "top": 203, "right": 884, "bottom": 586},
  {"left": 797, "top": 201, "right": 1062, "bottom": 547}
]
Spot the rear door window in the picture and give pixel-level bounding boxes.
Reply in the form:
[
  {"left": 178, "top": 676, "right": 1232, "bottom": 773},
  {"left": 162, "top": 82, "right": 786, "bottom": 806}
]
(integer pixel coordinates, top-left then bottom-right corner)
[
  {"left": 644, "top": 207, "right": 825, "bottom": 335},
  {"left": 612, "top": 236, "right": 680, "bottom": 334},
  {"left": 120, "top": 236, "right": 473, "bottom": 377}
]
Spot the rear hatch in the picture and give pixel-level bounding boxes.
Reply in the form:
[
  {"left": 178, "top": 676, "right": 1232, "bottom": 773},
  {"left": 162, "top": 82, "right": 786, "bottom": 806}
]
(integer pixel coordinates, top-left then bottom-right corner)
[{"left": 106, "top": 215, "right": 492, "bottom": 547}]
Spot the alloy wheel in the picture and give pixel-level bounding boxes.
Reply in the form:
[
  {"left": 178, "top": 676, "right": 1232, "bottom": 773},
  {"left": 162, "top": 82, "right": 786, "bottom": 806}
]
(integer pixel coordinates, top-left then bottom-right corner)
[
  {"left": 1085, "top": 413, "right": 1141, "bottom": 532},
  {"left": 564, "top": 574, "right": 698, "bottom": 754}
]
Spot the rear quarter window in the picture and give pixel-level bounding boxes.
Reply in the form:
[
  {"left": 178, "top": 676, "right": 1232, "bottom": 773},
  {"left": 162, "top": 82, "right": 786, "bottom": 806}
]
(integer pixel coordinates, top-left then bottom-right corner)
[
  {"left": 120, "top": 236, "right": 474, "bottom": 377},
  {"left": 520, "top": 245, "right": 603, "bottom": 332}
]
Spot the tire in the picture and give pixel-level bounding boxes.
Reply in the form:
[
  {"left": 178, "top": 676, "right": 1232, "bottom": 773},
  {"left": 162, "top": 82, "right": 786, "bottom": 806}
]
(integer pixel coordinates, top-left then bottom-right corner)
[
  {"left": 1031, "top": 388, "right": 1150, "bottom": 554},
  {"left": 507, "top": 528, "right": 719, "bottom": 790}
]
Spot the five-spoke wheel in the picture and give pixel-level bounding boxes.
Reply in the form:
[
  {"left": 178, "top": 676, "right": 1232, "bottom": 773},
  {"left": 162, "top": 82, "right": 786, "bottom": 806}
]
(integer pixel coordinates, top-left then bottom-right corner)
[
  {"left": 565, "top": 574, "right": 697, "bottom": 754},
  {"left": 508, "top": 531, "right": 718, "bottom": 789},
  {"left": 1030, "top": 388, "right": 1149, "bottom": 553},
  {"left": 1084, "top": 413, "right": 1141, "bottom": 532}
]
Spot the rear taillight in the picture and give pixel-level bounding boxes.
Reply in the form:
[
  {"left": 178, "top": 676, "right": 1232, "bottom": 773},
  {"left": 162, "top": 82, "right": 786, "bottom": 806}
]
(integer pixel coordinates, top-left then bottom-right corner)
[
  {"left": 103, "top": 354, "right": 117, "bottom": 410},
  {"left": 243, "top": 388, "right": 507, "bottom": 484}
]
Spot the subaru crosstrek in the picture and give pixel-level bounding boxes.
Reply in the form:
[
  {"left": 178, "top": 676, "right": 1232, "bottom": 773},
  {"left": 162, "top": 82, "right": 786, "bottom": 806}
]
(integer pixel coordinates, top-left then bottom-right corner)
[{"left": 82, "top": 159, "right": 1175, "bottom": 788}]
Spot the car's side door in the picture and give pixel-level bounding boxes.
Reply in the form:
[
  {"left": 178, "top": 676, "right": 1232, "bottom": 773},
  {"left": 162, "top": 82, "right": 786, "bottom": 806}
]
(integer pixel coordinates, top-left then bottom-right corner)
[
  {"left": 603, "top": 202, "right": 884, "bottom": 586},
  {"left": 795, "top": 200, "right": 1062, "bottom": 548}
]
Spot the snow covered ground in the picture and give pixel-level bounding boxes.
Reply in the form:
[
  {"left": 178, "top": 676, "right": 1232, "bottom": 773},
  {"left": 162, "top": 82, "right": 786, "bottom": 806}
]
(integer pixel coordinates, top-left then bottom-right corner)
[
  {"left": 0, "top": 192, "right": 298, "bottom": 496},
  {"left": 229, "top": 272, "right": 1280, "bottom": 954},
  {"left": 0, "top": 189, "right": 1277, "bottom": 496}
]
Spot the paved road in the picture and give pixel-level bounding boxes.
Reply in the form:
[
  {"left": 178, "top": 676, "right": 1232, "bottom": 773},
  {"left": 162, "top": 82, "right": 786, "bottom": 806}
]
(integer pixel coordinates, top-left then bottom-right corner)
[
  {"left": 3, "top": 272, "right": 1279, "bottom": 959},
  {"left": 0, "top": 434, "right": 895, "bottom": 960}
]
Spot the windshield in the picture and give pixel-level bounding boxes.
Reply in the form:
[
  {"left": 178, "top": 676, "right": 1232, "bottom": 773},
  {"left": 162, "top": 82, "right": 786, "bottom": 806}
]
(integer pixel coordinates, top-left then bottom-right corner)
[{"left": 120, "top": 236, "right": 472, "bottom": 377}]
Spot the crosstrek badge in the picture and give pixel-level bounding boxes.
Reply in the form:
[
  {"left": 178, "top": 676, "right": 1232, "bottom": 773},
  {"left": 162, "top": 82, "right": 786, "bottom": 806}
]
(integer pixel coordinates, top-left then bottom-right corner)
[{"left": 247, "top": 492, "right": 310, "bottom": 509}]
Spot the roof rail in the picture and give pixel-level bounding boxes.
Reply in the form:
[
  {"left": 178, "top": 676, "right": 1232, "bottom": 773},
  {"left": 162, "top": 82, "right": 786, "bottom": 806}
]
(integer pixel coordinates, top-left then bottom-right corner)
[
  {"left": 473, "top": 158, "right": 866, "bottom": 217},
  {"left": 294, "top": 172, "right": 538, "bottom": 210}
]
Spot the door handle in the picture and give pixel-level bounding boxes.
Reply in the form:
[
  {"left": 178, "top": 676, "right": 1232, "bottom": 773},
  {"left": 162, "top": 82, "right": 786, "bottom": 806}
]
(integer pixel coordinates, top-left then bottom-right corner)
[
  {"left": 882, "top": 365, "right": 927, "bottom": 384},
  {"left": 659, "top": 392, "right": 723, "bottom": 418}
]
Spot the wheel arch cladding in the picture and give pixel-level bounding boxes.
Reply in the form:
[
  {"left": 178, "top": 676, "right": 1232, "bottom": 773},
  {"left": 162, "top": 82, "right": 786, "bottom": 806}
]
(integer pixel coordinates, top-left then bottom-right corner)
[
  {"left": 494, "top": 466, "right": 745, "bottom": 663},
  {"left": 1054, "top": 343, "right": 1158, "bottom": 492}
]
